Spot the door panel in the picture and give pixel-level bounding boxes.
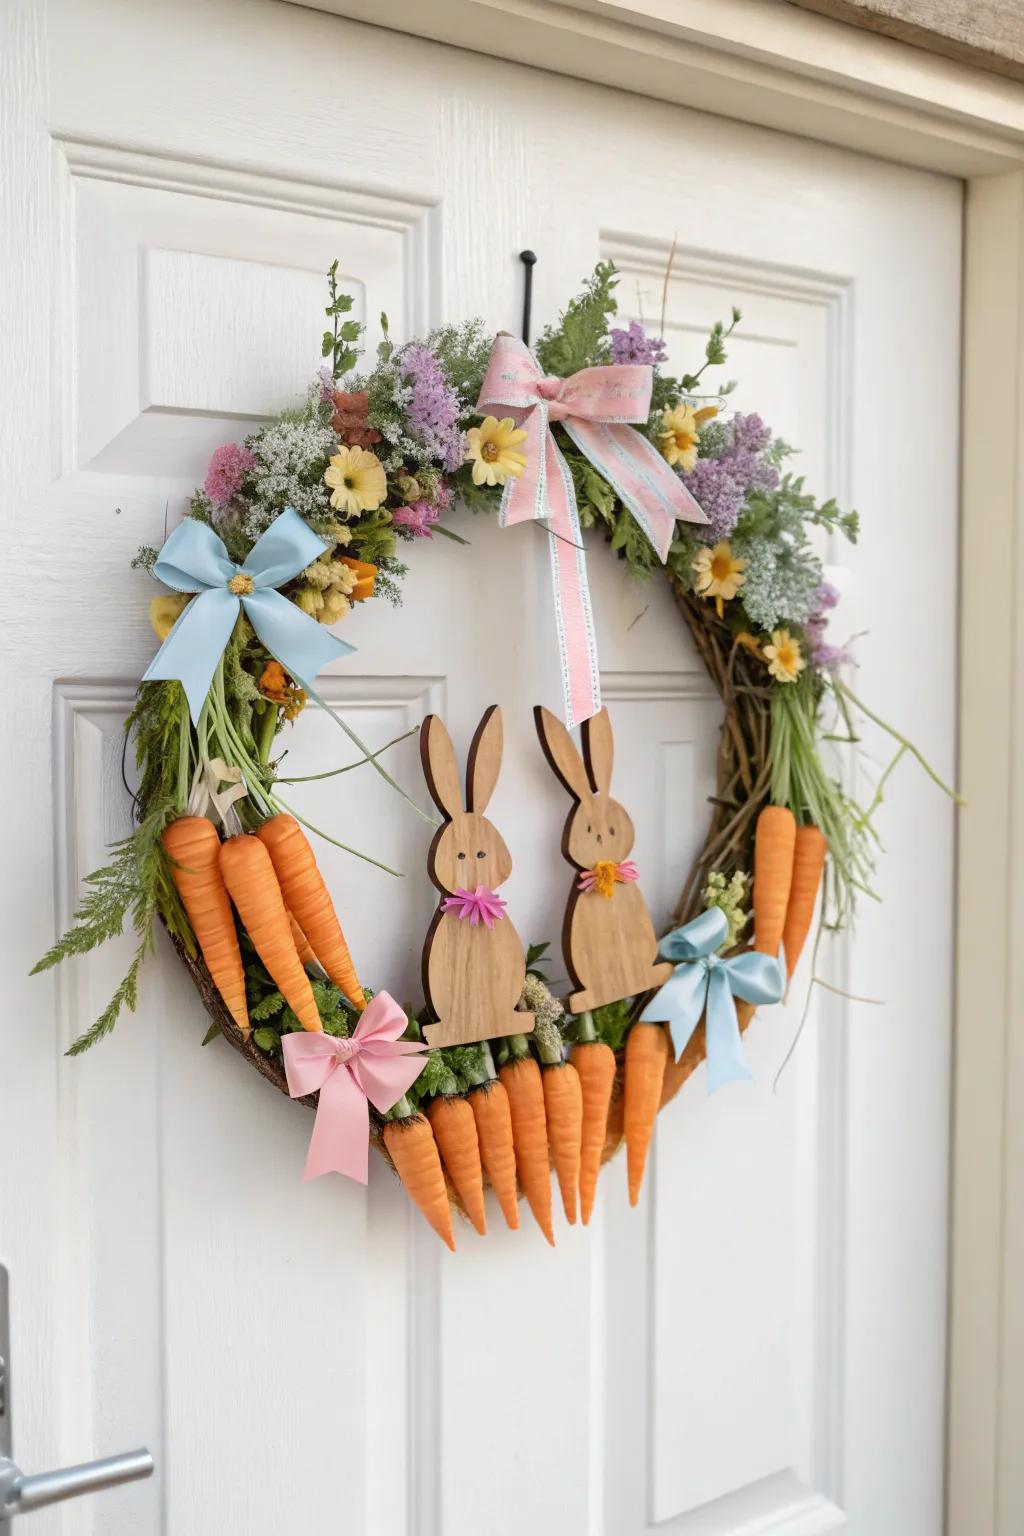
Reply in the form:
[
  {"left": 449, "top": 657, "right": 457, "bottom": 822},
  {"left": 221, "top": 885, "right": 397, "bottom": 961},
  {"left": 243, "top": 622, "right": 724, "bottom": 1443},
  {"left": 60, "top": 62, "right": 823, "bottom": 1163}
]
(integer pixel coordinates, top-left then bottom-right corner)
[{"left": 1, "top": 2, "right": 959, "bottom": 1532}]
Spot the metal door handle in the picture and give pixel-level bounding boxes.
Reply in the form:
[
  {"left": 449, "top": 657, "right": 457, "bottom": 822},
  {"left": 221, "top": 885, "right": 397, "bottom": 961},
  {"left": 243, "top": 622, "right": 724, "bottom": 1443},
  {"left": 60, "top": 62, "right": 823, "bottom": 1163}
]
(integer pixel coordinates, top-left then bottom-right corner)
[
  {"left": 0, "top": 1265, "right": 154, "bottom": 1520},
  {"left": 0, "top": 1449, "right": 154, "bottom": 1519}
]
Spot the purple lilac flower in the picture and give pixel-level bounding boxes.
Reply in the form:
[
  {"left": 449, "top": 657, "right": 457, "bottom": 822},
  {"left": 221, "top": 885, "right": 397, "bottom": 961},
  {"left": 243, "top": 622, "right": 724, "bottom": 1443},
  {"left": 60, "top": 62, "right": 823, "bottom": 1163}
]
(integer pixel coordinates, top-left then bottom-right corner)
[
  {"left": 204, "top": 442, "right": 256, "bottom": 509},
  {"left": 682, "top": 457, "right": 746, "bottom": 542},
  {"left": 811, "top": 641, "right": 853, "bottom": 670},
  {"left": 392, "top": 500, "right": 440, "bottom": 538},
  {"left": 805, "top": 581, "right": 854, "bottom": 669},
  {"left": 682, "top": 413, "right": 776, "bottom": 533},
  {"left": 317, "top": 366, "right": 335, "bottom": 404},
  {"left": 609, "top": 321, "right": 668, "bottom": 368},
  {"left": 399, "top": 345, "right": 464, "bottom": 472},
  {"left": 728, "top": 413, "right": 772, "bottom": 455},
  {"left": 727, "top": 448, "right": 779, "bottom": 496}
]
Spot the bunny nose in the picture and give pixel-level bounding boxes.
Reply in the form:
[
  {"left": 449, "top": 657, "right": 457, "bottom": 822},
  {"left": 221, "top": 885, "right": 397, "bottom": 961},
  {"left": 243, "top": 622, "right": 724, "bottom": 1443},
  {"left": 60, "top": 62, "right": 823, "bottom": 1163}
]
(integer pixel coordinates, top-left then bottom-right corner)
[{"left": 597, "top": 833, "right": 603, "bottom": 845}]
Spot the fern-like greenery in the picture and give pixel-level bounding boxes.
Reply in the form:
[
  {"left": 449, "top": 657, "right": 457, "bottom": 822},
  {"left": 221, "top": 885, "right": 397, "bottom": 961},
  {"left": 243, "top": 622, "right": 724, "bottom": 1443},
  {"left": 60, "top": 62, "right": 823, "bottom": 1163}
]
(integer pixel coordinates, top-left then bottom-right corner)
[
  {"left": 32, "top": 682, "right": 194, "bottom": 1055},
  {"left": 534, "top": 260, "right": 617, "bottom": 378}
]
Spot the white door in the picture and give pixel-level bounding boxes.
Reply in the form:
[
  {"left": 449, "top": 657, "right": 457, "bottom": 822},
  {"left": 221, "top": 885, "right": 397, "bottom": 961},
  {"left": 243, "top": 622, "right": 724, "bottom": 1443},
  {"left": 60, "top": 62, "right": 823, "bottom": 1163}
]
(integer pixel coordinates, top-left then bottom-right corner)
[{"left": 1, "top": 1, "right": 959, "bottom": 1532}]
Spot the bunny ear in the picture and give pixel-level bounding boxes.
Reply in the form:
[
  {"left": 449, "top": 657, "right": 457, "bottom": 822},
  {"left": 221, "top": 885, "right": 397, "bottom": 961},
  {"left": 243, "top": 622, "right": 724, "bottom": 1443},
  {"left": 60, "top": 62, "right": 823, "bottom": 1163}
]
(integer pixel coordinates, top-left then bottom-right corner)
[
  {"left": 467, "top": 705, "right": 502, "bottom": 813},
  {"left": 534, "top": 704, "right": 591, "bottom": 803},
  {"left": 420, "top": 714, "right": 463, "bottom": 820},
  {"left": 581, "top": 707, "right": 614, "bottom": 794}
]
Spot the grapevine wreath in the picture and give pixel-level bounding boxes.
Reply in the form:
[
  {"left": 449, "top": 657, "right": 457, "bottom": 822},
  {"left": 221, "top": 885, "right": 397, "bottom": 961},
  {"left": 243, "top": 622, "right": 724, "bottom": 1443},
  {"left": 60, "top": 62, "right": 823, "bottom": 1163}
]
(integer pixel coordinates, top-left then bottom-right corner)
[{"left": 35, "top": 261, "right": 957, "bottom": 1248}]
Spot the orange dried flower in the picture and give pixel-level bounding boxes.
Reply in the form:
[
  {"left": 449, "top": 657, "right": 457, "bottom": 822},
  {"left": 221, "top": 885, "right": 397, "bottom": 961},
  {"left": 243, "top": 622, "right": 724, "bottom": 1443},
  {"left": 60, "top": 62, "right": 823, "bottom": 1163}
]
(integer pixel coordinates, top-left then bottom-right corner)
[
  {"left": 339, "top": 555, "right": 377, "bottom": 602},
  {"left": 259, "top": 660, "right": 289, "bottom": 702},
  {"left": 259, "top": 660, "right": 307, "bottom": 720}
]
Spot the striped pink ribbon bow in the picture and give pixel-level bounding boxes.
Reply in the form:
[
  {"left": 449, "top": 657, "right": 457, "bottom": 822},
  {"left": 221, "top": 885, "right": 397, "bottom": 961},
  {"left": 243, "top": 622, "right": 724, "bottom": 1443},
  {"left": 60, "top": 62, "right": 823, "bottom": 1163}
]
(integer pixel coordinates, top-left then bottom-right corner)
[{"left": 476, "top": 334, "right": 709, "bottom": 726}]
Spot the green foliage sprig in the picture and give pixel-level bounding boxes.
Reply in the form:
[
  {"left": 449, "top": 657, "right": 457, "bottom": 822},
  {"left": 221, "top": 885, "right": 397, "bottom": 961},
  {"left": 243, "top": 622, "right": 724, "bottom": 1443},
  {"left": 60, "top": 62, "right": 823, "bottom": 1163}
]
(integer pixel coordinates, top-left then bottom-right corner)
[
  {"left": 322, "top": 259, "right": 361, "bottom": 381},
  {"left": 649, "top": 307, "right": 741, "bottom": 420},
  {"left": 535, "top": 260, "right": 617, "bottom": 377}
]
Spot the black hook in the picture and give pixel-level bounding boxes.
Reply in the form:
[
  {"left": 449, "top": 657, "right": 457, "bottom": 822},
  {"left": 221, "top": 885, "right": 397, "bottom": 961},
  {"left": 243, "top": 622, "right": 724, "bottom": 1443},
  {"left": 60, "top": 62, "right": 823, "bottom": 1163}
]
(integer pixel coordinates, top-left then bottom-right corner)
[{"left": 519, "top": 250, "right": 537, "bottom": 346}]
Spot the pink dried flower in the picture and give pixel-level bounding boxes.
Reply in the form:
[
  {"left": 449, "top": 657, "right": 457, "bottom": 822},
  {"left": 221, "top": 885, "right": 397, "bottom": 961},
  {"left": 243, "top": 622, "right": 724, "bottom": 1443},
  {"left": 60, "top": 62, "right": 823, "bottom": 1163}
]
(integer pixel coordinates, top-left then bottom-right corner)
[
  {"left": 441, "top": 886, "right": 507, "bottom": 928},
  {"left": 205, "top": 443, "right": 256, "bottom": 509},
  {"left": 392, "top": 500, "right": 440, "bottom": 538}
]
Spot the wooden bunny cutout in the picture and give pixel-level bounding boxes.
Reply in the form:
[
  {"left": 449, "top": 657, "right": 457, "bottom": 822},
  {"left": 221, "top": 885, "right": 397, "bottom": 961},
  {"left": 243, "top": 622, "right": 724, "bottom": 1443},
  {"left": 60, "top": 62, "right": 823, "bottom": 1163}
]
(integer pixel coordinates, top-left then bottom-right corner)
[
  {"left": 420, "top": 706, "right": 534, "bottom": 1047},
  {"left": 534, "top": 705, "right": 672, "bottom": 1014}
]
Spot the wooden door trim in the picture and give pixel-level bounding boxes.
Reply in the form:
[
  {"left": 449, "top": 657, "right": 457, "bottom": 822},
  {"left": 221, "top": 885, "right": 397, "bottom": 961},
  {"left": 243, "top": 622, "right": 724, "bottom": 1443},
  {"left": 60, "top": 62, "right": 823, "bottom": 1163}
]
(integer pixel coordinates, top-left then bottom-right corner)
[{"left": 293, "top": 0, "right": 1024, "bottom": 176}]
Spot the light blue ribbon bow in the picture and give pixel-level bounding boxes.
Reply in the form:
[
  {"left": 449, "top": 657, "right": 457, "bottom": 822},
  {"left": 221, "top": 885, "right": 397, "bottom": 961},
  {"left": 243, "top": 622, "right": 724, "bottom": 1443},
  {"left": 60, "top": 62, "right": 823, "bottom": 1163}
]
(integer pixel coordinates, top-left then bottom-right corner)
[
  {"left": 640, "top": 907, "right": 785, "bottom": 1093},
  {"left": 142, "top": 506, "right": 354, "bottom": 723}
]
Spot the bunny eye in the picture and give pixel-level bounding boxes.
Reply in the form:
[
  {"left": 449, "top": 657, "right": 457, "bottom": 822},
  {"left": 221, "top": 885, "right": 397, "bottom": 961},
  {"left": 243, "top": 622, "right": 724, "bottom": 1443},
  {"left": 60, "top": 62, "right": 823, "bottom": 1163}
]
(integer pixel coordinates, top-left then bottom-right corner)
[
  {"left": 476, "top": 850, "right": 486, "bottom": 859},
  {"left": 586, "top": 823, "right": 591, "bottom": 834},
  {"left": 610, "top": 826, "right": 616, "bottom": 835},
  {"left": 457, "top": 851, "right": 466, "bottom": 860}
]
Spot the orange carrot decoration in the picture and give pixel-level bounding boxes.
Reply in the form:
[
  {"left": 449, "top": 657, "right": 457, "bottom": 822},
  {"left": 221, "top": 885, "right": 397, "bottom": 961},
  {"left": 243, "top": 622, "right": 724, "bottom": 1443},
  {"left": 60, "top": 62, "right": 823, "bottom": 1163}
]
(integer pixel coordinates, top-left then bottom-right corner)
[
  {"left": 542, "top": 1060, "right": 583, "bottom": 1225},
  {"left": 498, "top": 1048, "right": 554, "bottom": 1245},
  {"left": 733, "top": 804, "right": 799, "bottom": 1036},
  {"left": 623, "top": 1021, "right": 670, "bottom": 1206},
  {"left": 383, "top": 1110, "right": 455, "bottom": 1251},
  {"left": 527, "top": 994, "right": 582, "bottom": 1224},
  {"left": 781, "top": 824, "right": 828, "bottom": 979},
  {"left": 218, "top": 834, "right": 322, "bottom": 1033},
  {"left": 751, "top": 805, "right": 797, "bottom": 956},
  {"left": 426, "top": 1095, "right": 487, "bottom": 1236},
  {"left": 288, "top": 912, "right": 319, "bottom": 969},
  {"left": 256, "top": 814, "right": 365, "bottom": 1010},
  {"left": 162, "top": 816, "right": 249, "bottom": 1038},
  {"left": 572, "top": 1022, "right": 617, "bottom": 1225},
  {"left": 463, "top": 1046, "right": 519, "bottom": 1230},
  {"left": 470, "top": 1084, "right": 519, "bottom": 1231}
]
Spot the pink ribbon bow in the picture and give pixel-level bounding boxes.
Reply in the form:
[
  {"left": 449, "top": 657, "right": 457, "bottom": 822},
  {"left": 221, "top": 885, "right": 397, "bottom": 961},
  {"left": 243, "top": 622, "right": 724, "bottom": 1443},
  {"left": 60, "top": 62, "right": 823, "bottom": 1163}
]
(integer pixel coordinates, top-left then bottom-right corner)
[
  {"left": 577, "top": 858, "right": 640, "bottom": 897},
  {"left": 476, "top": 334, "right": 708, "bottom": 727},
  {"left": 281, "top": 991, "right": 427, "bottom": 1184},
  {"left": 441, "top": 885, "right": 508, "bottom": 929}
]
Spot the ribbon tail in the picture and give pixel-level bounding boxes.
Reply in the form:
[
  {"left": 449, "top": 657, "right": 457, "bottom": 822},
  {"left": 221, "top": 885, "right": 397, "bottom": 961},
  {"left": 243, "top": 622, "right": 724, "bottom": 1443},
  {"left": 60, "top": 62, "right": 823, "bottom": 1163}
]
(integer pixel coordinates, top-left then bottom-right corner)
[
  {"left": 142, "top": 587, "right": 239, "bottom": 725},
  {"left": 562, "top": 419, "right": 709, "bottom": 562},
  {"left": 242, "top": 588, "right": 355, "bottom": 692},
  {"left": 704, "top": 969, "right": 752, "bottom": 1095},
  {"left": 304, "top": 1065, "right": 370, "bottom": 1183},
  {"left": 500, "top": 407, "right": 547, "bottom": 528},
  {"left": 543, "top": 433, "right": 601, "bottom": 728}
]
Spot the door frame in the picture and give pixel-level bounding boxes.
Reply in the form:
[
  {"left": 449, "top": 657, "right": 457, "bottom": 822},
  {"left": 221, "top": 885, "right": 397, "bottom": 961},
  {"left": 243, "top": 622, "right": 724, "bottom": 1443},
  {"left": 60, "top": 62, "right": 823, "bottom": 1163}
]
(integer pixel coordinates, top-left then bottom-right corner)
[{"left": 295, "top": 3, "right": 1024, "bottom": 1532}]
